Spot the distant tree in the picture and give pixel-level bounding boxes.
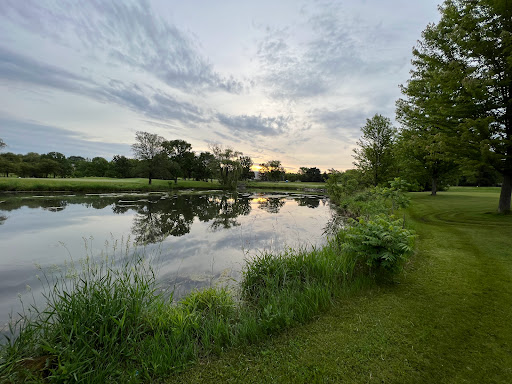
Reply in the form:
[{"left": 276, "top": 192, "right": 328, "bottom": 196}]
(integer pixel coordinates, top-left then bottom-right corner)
[
  {"left": 41, "top": 152, "right": 72, "bottom": 178},
  {"left": 20, "top": 152, "right": 42, "bottom": 177},
  {"left": 132, "top": 131, "right": 164, "bottom": 185},
  {"left": 260, "top": 160, "right": 285, "bottom": 182},
  {"left": 38, "top": 159, "right": 61, "bottom": 178},
  {"left": 68, "top": 156, "right": 86, "bottom": 165},
  {"left": 209, "top": 144, "right": 243, "bottom": 189},
  {"left": 285, "top": 173, "right": 301, "bottom": 182},
  {"left": 298, "top": 167, "right": 323, "bottom": 182},
  {"left": 161, "top": 139, "right": 195, "bottom": 179},
  {"left": 109, "top": 155, "right": 133, "bottom": 178},
  {"left": 0, "top": 138, "right": 6, "bottom": 151},
  {"left": 194, "top": 152, "right": 216, "bottom": 182},
  {"left": 239, "top": 155, "right": 255, "bottom": 180},
  {"left": 89, "top": 157, "right": 110, "bottom": 177},
  {"left": 353, "top": 114, "right": 396, "bottom": 186},
  {"left": 0, "top": 153, "right": 20, "bottom": 177}
]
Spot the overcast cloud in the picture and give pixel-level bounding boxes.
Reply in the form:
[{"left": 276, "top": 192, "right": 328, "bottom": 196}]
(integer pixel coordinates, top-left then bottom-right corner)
[{"left": 0, "top": 0, "right": 441, "bottom": 170}]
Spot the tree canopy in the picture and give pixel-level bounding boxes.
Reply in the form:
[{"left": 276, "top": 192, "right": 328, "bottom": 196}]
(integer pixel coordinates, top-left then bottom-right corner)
[
  {"left": 132, "top": 131, "right": 164, "bottom": 185},
  {"left": 353, "top": 114, "right": 396, "bottom": 186},
  {"left": 397, "top": 0, "right": 512, "bottom": 211}
]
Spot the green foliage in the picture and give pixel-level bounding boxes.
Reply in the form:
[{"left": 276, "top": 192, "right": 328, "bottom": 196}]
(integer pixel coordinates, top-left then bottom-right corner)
[
  {"left": 325, "top": 169, "right": 361, "bottom": 205},
  {"left": 259, "top": 160, "right": 285, "bottom": 182},
  {"left": 353, "top": 114, "right": 397, "bottom": 186},
  {"left": 298, "top": 167, "right": 323, "bottom": 182},
  {"left": 337, "top": 215, "right": 415, "bottom": 276},
  {"left": 239, "top": 155, "right": 255, "bottom": 181},
  {"left": 397, "top": 0, "right": 512, "bottom": 209},
  {"left": 328, "top": 175, "right": 412, "bottom": 219},
  {"left": 210, "top": 144, "right": 244, "bottom": 189},
  {"left": 373, "top": 178, "right": 412, "bottom": 213}
]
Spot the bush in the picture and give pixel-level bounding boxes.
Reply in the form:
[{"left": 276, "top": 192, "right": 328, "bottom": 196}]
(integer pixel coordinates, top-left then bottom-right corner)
[{"left": 337, "top": 215, "right": 415, "bottom": 277}]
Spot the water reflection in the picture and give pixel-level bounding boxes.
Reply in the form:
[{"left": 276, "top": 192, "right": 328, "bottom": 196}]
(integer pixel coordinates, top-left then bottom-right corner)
[
  {"left": 0, "top": 192, "right": 322, "bottom": 241},
  {"left": 122, "top": 195, "right": 252, "bottom": 243},
  {"left": 0, "top": 191, "right": 332, "bottom": 329}
]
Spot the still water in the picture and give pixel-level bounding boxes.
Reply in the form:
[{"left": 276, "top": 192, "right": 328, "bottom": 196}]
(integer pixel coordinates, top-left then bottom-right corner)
[{"left": 0, "top": 190, "right": 333, "bottom": 329}]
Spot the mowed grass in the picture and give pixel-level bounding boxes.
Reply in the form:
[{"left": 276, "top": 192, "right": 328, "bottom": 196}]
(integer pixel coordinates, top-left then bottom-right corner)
[
  {"left": 0, "top": 177, "right": 325, "bottom": 192},
  {"left": 0, "top": 177, "right": 220, "bottom": 192},
  {"left": 171, "top": 188, "right": 512, "bottom": 384}
]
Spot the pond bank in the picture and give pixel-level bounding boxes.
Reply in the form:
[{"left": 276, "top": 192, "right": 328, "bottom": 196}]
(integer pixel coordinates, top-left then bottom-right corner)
[{"left": 172, "top": 189, "right": 512, "bottom": 383}]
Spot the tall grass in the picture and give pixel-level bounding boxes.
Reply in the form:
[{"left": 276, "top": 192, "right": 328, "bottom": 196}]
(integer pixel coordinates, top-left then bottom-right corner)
[{"left": 0, "top": 234, "right": 365, "bottom": 382}]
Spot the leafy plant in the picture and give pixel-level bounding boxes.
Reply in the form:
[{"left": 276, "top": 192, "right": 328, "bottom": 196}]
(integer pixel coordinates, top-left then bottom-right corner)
[{"left": 337, "top": 214, "right": 415, "bottom": 276}]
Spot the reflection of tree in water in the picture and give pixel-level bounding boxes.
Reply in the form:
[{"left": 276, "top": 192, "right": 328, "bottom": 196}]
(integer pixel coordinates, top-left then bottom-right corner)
[
  {"left": 0, "top": 198, "right": 70, "bottom": 212},
  {"left": 83, "top": 197, "right": 119, "bottom": 210},
  {"left": 0, "top": 215, "right": 6, "bottom": 225},
  {"left": 295, "top": 196, "right": 320, "bottom": 209},
  {"left": 126, "top": 196, "right": 196, "bottom": 244},
  {"left": 206, "top": 195, "right": 251, "bottom": 231},
  {"left": 256, "top": 197, "right": 286, "bottom": 213},
  {"left": 119, "top": 193, "right": 252, "bottom": 244}
]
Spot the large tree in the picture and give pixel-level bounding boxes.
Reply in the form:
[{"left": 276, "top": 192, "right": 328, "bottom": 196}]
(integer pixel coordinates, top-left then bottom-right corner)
[
  {"left": 132, "top": 131, "right": 164, "bottom": 185},
  {"left": 353, "top": 114, "right": 396, "bottom": 186},
  {"left": 399, "top": 0, "right": 512, "bottom": 212},
  {"left": 161, "top": 139, "right": 195, "bottom": 179}
]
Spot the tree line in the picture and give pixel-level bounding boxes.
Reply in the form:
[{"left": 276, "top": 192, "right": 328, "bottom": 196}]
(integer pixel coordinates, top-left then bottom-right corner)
[{"left": 0, "top": 135, "right": 327, "bottom": 185}]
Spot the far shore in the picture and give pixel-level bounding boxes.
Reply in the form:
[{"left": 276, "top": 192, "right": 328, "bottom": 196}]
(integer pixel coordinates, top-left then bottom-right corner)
[{"left": 0, "top": 177, "right": 326, "bottom": 193}]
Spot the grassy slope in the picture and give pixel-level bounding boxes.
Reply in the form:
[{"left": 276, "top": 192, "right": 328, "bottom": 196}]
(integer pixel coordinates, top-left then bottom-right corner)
[
  {"left": 0, "top": 177, "right": 325, "bottom": 192},
  {"left": 172, "top": 188, "right": 512, "bottom": 383}
]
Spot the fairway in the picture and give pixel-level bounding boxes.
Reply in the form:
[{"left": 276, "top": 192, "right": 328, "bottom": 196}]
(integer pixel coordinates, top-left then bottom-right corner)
[
  {"left": 0, "top": 177, "right": 326, "bottom": 193},
  {"left": 173, "top": 188, "right": 512, "bottom": 383},
  {"left": 0, "top": 177, "right": 219, "bottom": 192}
]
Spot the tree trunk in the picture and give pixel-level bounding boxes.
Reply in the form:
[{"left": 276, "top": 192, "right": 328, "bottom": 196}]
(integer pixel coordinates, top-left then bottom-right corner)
[
  {"left": 431, "top": 177, "right": 437, "bottom": 196},
  {"left": 498, "top": 173, "right": 511, "bottom": 213}
]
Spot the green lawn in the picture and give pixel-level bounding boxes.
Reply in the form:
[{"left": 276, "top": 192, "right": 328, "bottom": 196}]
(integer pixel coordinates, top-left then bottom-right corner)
[
  {"left": 0, "top": 177, "right": 326, "bottom": 193},
  {"left": 171, "top": 188, "right": 512, "bottom": 383},
  {"left": 0, "top": 177, "right": 219, "bottom": 192}
]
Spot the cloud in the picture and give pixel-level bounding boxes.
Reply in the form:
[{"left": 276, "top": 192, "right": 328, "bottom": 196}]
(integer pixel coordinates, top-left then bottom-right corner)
[
  {"left": 1, "top": 0, "right": 244, "bottom": 93},
  {"left": 309, "top": 107, "right": 367, "bottom": 140},
  {"left": 256, "top": 1, "right": 407, "bottom": 101},
  {"left": 217, "top": 113, "right": 290, "bottom": 137},
  {"left": 0, "top": 46, "right": 91, "bottom": 93},
  {"left": 0, "top": 117, "right": 131, "bottom": 158},
  {"left": 102, "top": 80, "right": 209, "bottom": 124},
  {"left": 0, "top": 47, "right": 209, "bottom": 125}
]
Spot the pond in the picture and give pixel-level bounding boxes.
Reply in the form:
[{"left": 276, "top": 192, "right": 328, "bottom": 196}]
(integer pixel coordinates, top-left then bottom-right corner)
[{"left": 0, "top": 190, "right": 334, "bottom": 331}]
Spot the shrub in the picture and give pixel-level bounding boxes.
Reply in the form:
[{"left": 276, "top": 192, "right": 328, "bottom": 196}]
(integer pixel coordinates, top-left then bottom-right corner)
[{"left": 337, "top": 215, "right": 415, "bottom": 277}]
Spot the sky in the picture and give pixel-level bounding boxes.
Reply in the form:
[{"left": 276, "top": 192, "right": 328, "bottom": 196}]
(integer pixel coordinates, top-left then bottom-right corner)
[{"left": 0, "top": 0, "right": 441, "bottom": 172}]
